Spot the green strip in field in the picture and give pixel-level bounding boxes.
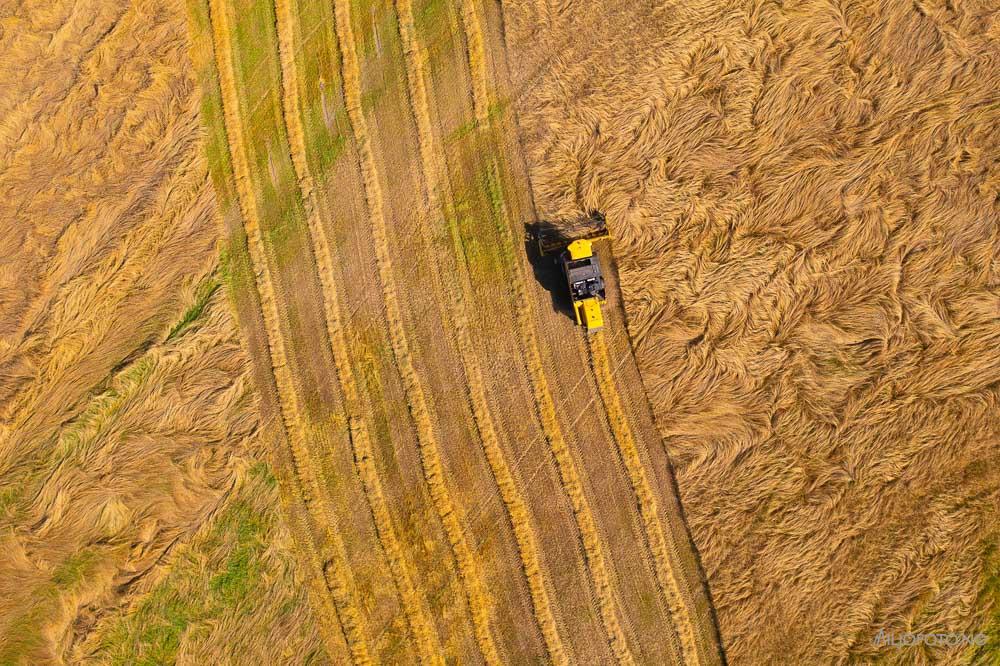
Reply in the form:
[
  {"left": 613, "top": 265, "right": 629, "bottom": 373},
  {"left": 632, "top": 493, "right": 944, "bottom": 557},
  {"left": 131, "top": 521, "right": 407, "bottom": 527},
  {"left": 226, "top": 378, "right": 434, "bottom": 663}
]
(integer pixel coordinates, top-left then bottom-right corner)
[
  {"left": 186, "top": 0, "right": 239, "bottom": 213},
  {"left": 292, "top": 0, "right": 350, "bottom": 177},
  {"left": 447, "top": 99, "right": 507, "bottom": 145},
  {"left": 165, "top": 275, "right": 222, "bottom": 342},
  {"left": 350, "top": 0, "right": 403, "bottom": 60},
  {"left": 227, "top": 0, "right": 310, "bottom": 267},
  {"left": 186, "top": 0, "right": 259, "bottom": 310},
  {"left": 351, "top": 0, "right": 406, "bottom": 100},
  {"left": 54, "top": 355, "right": 157, "bottom": 463},
  {"left": 442, "top": 127, "right": 522, "bottom": 294},
  {"left": 412, "top": 0, "right": 457, "bottom": 68},
  {"left": 444, "top": 196, "right": 506, "bottom": 285}
]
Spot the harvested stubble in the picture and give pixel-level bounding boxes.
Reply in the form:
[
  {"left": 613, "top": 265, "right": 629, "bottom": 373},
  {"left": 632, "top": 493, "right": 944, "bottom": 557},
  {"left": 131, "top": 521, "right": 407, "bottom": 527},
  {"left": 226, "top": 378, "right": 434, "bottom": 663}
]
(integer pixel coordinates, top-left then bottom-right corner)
[{"left": 192, "top": 0, "right": 726, "bottom": 661}]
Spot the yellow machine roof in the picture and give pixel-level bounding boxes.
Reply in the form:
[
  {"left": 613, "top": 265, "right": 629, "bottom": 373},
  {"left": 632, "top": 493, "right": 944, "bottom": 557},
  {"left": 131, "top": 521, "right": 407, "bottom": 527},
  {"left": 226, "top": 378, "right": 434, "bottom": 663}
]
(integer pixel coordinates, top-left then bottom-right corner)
[{"left": 567, "top": 238, "right": 594, "bottom": 260}]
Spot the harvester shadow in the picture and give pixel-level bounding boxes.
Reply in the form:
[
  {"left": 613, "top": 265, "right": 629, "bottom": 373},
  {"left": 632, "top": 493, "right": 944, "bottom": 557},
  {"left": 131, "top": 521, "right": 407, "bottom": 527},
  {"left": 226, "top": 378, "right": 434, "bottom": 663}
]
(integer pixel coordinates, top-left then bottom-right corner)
[{"left": 524, "top": 221, "right": 576, "bottom": 323}]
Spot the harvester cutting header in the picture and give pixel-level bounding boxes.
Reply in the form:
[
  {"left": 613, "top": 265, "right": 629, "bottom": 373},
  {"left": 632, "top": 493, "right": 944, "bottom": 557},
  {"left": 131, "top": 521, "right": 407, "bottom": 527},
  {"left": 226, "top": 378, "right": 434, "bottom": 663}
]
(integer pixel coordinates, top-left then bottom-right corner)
[{"left": 536, "top": 211, "right": 610, "bottom": 333}]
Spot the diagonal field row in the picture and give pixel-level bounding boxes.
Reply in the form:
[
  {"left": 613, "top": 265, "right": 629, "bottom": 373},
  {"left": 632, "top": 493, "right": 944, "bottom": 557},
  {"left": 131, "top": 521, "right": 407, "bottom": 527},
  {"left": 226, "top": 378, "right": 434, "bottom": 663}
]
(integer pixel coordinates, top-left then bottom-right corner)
[{"left": 187, "top": 0, "right": 726, "bottom": 661}]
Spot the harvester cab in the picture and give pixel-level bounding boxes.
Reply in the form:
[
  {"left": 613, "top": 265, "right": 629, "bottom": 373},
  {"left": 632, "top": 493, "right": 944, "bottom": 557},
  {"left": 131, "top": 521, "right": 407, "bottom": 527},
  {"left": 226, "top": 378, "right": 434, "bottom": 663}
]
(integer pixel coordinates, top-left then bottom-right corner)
[{"left": 536, "top": 212, "right": 610, "bottom": 333}]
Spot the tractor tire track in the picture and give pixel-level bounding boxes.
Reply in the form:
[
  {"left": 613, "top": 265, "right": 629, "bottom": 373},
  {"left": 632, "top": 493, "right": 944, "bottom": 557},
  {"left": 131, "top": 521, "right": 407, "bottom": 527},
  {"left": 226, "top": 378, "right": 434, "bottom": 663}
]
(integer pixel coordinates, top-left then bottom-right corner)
[
  {"left": 488, "top": 174, "right": 635, "bottom": 665},
  {"left": 330, "top": 0, "right": 501, "bottom": 661},
  {"left": 263, "top": 420, "right": 355, "bottom": 660},
  {"left": 273, "top": 0, "right": 444, "bottom": 660},
  {"left": 589, "top": 329, "right": 701, "bottom": 666},
  {"left": 392, "top": 0, "right": 568, "bottom": 661},
  {"left": 205, "top": 0, "right": 373, "bottom": 661}
]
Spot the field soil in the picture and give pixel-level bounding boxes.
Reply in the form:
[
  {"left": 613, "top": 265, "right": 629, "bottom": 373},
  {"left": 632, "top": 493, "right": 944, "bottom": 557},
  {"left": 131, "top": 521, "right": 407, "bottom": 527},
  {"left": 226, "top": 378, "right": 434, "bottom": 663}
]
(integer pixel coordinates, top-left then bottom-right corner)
[{"left": 500, "top": 0, "right": 1000, "bottom": 662}]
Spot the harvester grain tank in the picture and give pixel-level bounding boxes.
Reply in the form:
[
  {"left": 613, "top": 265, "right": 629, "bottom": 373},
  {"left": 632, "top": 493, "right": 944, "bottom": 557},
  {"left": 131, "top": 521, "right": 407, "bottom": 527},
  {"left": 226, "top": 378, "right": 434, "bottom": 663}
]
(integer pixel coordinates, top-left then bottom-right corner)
[{"left": 536, "top": 212, "right": 610, "bottom": 333}]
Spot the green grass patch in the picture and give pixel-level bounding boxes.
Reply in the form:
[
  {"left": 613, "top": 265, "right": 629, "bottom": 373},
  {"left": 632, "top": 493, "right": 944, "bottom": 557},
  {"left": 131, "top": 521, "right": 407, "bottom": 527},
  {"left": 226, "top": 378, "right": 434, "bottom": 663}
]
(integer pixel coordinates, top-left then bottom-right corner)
[
  {"left": 219, "top": 230, "right": 255, "bottom": 299},
  {"left": 289, "top": 0, "right": 350, "bottom": 180},
  {"left": 412, "top": 0, "right": 461, "bottom": 72},
  {"left": 481, "top": 158, "right": 506, "bottom": 230},
  {"left": 446, "top": 100, "right": 508, "bottom": 144},
  {"left": 360, "top": 82, "right": 386, "bottom": 113},
  {"left": 51, "top": 548, "right": 100, "bottom": 588},
  {"left": 165, "top": 277, "right": 221, "bottom": 342},
  {"left": 0, "top": 548, "right": 102, "bottom": 663},
  {"left": 54, "top": 355, "right": 157, "bottom": 464},
  {"left": 414, "top": 0, "right": 447, "bottom": 33},
  {"left": 444, "top": 201, "right": 505, "bottom": 284},
  {"left": 93, "top": 469, "right": 284, "bottom": 665},
  {"left": 0, "top": 483, "right": 22, "bottom": 521},
  {"left": 442, "top": 139, "right": 520, "bottom": 290},
  {"left": 248, "top": 459, "right": 278, "bottom": 488},
  {"left": 207, "top": 502, "right": 267, "bottom": 604},
  {"left": 186, "top": 0, "right": 239, "bottom": 212}
]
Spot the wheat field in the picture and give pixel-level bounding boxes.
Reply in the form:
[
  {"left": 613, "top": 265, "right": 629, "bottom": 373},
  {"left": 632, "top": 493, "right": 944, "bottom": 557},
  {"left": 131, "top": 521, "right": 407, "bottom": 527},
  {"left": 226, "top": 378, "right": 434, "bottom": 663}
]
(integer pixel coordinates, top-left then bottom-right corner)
[
  {"left": 502, "top": 0, "right": 1000, "bottom": 662},
  {"left": 1, "top": 0, "right": 997, "bottom": 663},
  {"left": 188, "top": 0, "right": 725, "bottom": 659},
  {"left": 0, "top": 0, "right": 325, "bottom": 662}
]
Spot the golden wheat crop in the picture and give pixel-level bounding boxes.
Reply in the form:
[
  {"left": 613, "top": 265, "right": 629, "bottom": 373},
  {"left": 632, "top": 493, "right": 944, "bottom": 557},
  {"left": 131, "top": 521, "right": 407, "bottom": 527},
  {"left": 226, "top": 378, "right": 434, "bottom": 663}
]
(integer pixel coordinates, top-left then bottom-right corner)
[
  {"left": 0, "top": 0, "right": 326, "bottom": 661},
  {"left": 0, "top": 1, "right": 322, "bottom": 663},
  {"left": 502, "top": 0, "right": 1000, "bottom": 662}
]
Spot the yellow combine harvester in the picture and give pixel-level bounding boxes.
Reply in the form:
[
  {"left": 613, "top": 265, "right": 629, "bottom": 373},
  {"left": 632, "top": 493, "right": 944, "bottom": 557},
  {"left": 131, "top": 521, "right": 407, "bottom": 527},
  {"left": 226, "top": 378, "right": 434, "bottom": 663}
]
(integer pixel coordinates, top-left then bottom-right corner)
[{"left": 536, "top": 212, "right": 610, "bottom": 333}]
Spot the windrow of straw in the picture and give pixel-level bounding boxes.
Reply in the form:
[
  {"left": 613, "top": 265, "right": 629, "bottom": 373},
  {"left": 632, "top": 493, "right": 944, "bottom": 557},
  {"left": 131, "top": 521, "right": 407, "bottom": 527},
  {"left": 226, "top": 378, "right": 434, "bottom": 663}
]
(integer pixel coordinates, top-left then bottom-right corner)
[
  {"left": 273, "top": 0, "right": 443, "bottom": 659},
  {"left": 203, "top": 0, "right": 372, "bottom": 660},
  {"left": 589, "top": 330, "right": 700, "bottom": 665},
  {"left": 329, "top": 0, "right": 500, "bottom": 661}
]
